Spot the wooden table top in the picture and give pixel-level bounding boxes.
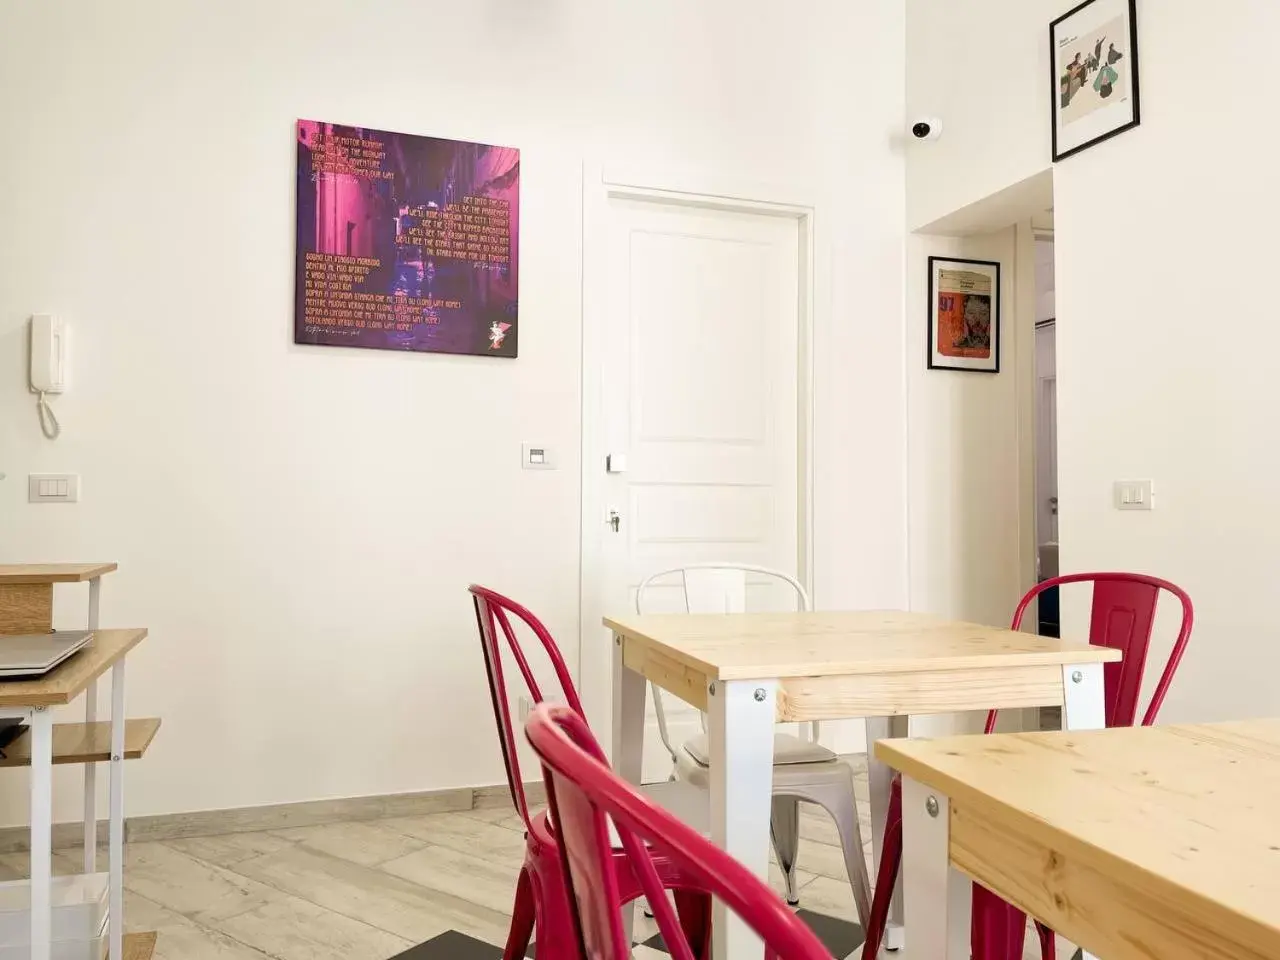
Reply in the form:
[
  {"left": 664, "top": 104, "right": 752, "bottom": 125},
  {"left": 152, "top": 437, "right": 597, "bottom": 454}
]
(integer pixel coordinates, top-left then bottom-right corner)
[
  {"left": 877, "top": 720, "right": 1280, "bottom": 960},
  {"left": 603, "top": 610, "right": 1119, "bottom": 681},
  {"left": 0, "top": 628, "right": 147, "bottom": 707},
  {"left": 0, "top": 563, "right": 118, "bottom": 584}
]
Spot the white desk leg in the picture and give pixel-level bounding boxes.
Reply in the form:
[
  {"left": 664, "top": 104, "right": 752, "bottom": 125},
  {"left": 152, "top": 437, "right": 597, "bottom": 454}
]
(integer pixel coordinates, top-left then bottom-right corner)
[
  {"left": 901, "top": 776, "right": 968, "bottom": 960},
  {"left": 1062, "top": 663, "right": 1104, "bottom": 960},
  {"left": 30, "top": 706, "right": 53, "bottom": 960},
  {"left": 84, "top": 576, "right": 101, "bottom": 873},
  {"left": 708, "top": 679, "right": 776, "bottom": 960},
  {"left": 867, "top": 714, "right": 908, "bottom": 951},
  {"left": 109, "top": 661, "right": 126, "bottom": 960},
  {"left": 611, "top": 634, "right": 645, "bottom": 947}
]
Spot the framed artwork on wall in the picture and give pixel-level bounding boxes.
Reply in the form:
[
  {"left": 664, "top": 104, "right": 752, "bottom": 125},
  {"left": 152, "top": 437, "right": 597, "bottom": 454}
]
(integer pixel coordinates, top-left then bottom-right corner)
[
  {"left": 1050, "top": 0, "right": 1141, "bottom": 161},
  {"left": 295, "top": 120, "right": 520, "bottom": 357},
  {"left": 928, "top": 256, "right": 1001, "bottom": 374}
]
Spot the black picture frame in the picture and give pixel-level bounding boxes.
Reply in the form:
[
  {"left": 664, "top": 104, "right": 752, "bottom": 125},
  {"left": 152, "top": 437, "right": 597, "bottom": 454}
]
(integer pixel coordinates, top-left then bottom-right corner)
[
  {"left": 927, "top": 256, "right": 1001, "bottom": 374},
  {"left": 1050, "top": 0, "right": 1141, "bottom": 162}
]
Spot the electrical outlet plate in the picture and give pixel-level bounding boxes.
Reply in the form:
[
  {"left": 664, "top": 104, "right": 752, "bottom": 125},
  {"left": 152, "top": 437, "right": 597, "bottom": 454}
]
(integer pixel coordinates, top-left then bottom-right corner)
[
  {"left": 1114, "top": 479, "right": 1154, "bottom": 511},
  {"left": 28, "top": 474, "right": 79, "bottom": 503},
  {"left": 521, "top": 442, "right": 555, "bottom": 470}
]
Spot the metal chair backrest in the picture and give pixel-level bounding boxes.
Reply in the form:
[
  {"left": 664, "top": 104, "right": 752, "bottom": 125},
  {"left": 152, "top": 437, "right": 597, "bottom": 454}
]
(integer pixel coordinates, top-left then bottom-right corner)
[
  {"left": 636, "top": 564, "right": 815, "bottom": 760},
  {"left": 986, "top": 572, "right": 1194, "bottom": 733},
  {"left": 525, "top": 703, "right": 835, "bottom": 960},
  {"left": 470, "top": 584, "right": 585, "bottom": 835}
]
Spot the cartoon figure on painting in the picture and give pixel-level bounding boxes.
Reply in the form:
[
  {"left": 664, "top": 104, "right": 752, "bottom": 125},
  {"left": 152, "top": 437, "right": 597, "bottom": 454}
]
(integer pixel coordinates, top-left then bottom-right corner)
[{"left": 488, "top": 321, "right": 512, "bottom": 350}]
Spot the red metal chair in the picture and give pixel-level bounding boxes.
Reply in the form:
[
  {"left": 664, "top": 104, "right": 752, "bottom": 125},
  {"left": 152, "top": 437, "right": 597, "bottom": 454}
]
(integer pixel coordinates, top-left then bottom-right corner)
[
  {"left": 860, "top": 573, "right": 1194, "bottom": 960},
  {"left": 525, "top": 701, "right": 836, "bottom": 960},
  {"left": 469, "top": 585, "right": 715, "bottom": 960}
]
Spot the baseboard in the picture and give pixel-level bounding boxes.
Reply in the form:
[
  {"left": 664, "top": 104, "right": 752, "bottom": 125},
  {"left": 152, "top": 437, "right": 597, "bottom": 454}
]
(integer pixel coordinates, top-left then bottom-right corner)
[{"left": 0, "top": 779, "right": 546, "bottom": 851}]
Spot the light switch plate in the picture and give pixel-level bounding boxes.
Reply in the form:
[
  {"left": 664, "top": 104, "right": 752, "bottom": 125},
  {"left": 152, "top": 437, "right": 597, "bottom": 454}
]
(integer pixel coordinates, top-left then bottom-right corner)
[
  {"left": 1114, "top": 479, "right": 1154, "bottom": 511},
  {"left": 521, "top": 442, "right": 555, "bottom": 470},
  {"left": 28, "top": 473, "right": 80, "bottom": 503}
]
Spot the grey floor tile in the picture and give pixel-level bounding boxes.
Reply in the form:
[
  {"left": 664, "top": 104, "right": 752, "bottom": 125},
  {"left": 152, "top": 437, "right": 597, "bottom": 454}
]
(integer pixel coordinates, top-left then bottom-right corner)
[
  {"left": 380, "top": 813, "right": 528, "bottom": 867},
  {"left": 271, "top": 820, "right": 430, "bottom": 867},
  {"left": 125, "top": 841, "right": 282, "bottom": 923},
  {"left": 214, "top": 895, "right": 412, "bottom": 960},
  {"left": 231, "top": 842, "right": 510, "bottom": 945},
  {"left": 166, "top": 831, "right": 298, "bottom": 868},
  {"left": 124, "top": 889, "right": 274, "bottom": 960},
  {"left": 380, "top": 844, "right": 522, "bottom": 916}
]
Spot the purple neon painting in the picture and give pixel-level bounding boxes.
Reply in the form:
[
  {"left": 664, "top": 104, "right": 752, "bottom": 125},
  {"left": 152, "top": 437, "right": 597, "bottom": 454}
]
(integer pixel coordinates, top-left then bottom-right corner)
[{"left": 295, "top": 120, "right": 519, "bottom": 357}]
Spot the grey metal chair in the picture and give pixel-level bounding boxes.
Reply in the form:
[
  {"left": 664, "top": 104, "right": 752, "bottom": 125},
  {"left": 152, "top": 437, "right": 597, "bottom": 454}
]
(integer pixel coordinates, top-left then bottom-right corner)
[{"left": 636, "top": 564, "right": 872, "bottom": 927}]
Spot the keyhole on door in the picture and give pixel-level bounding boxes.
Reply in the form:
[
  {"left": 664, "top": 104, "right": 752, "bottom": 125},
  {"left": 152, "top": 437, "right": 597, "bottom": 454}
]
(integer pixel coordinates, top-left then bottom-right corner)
[{"left": 608, "top": 510, "right": 621, "bottom": 533}]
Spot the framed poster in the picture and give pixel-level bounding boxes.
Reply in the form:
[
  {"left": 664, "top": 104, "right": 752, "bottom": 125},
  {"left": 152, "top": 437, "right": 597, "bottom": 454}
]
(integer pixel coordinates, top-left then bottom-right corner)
[
  {"left": 928, "top": 257, "right": 1001, "bottom": 374},
  {"left": 1051, "top": 0, "right": 1141, "bottom": 161},
  {"left": 295, "top": 120, "right": 519, "bottom": 357}
]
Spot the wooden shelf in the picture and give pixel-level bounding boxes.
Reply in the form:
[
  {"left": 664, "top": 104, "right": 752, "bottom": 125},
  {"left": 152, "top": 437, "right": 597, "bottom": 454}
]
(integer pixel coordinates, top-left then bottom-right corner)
[
  {"left": 0, "top": 719, "right": 160, "bottom": 767},
  {"left": 124, "top": 932, "right": 157, "bottom": 960},
  {"left": 0, "top": 629, "right": 148, "bottom": 707},
  {"left": 0, "top": 564, "right": 118, "bottom": 585}
]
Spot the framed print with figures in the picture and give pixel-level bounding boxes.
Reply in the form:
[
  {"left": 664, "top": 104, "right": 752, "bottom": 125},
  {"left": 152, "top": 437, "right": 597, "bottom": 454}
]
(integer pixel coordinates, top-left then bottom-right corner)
[
  {"left": 928, "top": 257, "right": 1000, "bottom": 374},
  {"left": 1051, "top": 0, "right": 1141, "bottom": 160}
]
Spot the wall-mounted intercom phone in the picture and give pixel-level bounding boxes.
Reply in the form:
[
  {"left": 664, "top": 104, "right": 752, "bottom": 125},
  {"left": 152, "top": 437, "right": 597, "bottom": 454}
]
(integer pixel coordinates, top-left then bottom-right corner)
[{"left": 29, "top": 314, "right": 68, "bottom": 439}]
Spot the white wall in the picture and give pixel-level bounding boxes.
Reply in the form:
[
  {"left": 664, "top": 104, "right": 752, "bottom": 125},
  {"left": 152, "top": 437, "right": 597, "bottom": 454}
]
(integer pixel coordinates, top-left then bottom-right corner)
[
  {"left": 0, "top": 0, "right": 906, "bottom": 822},
  {"left": 909, "top": 1, "right": 1280, "bottom": 725},
  {"left": 906, "top": 227, "right": 1035, "bottom": 737},
  {"left": 907, "top": 228, "right": 1024, "bottom": 629},
  {"left": 906, "top": 0, "right": 1056, "bottom": 230}
]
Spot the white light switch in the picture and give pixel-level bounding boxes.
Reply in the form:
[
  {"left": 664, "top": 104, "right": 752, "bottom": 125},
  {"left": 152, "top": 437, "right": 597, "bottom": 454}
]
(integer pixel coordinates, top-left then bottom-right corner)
[
  {"left": 1114, "top": 479, "right": 1154, "bottom": 511},
  {"left": 521, "top": 442, "right": 555, "bottom": 470},
  {"left": 28, "top": 474, "right": 80, "bottom": 503}
]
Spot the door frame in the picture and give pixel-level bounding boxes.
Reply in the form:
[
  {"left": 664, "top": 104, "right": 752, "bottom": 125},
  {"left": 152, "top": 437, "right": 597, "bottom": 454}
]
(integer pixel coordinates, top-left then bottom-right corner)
[{"left": 577, "top": 161, "right": 818, "bottom": 735}]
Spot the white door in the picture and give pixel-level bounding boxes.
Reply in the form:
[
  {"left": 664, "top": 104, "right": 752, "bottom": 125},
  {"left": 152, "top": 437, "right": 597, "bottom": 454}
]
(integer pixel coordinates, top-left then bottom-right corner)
[{"left": 594, "top": 196, "right": 803, "bottom": 782}]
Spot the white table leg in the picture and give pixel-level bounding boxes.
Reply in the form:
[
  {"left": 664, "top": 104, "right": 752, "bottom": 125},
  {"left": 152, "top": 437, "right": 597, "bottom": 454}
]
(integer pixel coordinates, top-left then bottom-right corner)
[
  {"left": 1062, "top": 662, "right": 1105, "bottom": 732},
  {"left": 1062, "top": 662, "right": 1104, "bottom": 960},
  {"left": 708, "top": 678, "right": 776, "bottom": 960},
  {"left": 901, "top": 776, "right": 969, "bottom": 960},
  {"left": 610, "top": 633, "right": 645, "bottom": 784},
  {"left": 611, "top": 634, "right": 645, "bottom": 947},
  {"left": 30, "top": 705, "right": 53, "bottom": 960},
  {"left": 109, "top": 661, "right": 126, "bottom": 960},
  {"left": 867, "top": 714, "right": 908, "bottom": 950},
  {"left": 84, "top": 576, "right": 100, "bottom": 873}
]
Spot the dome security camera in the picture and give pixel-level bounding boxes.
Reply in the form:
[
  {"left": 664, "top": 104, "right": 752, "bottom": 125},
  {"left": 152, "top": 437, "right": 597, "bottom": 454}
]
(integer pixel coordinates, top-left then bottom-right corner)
[{"left": 911, "top": 117, "right": 943, "bottom": 142}]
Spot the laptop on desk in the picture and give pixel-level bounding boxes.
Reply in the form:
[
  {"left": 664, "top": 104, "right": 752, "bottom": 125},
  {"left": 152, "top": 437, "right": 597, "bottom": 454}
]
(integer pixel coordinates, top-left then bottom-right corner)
[{"left": 0, "top": 631, "right": 94, "bottom": 678}]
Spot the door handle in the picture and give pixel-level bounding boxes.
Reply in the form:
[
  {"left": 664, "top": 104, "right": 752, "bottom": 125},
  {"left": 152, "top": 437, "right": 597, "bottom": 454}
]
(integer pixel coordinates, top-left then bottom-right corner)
[{"left": 607, "top": 510, "right": 621, "bottom": 533}]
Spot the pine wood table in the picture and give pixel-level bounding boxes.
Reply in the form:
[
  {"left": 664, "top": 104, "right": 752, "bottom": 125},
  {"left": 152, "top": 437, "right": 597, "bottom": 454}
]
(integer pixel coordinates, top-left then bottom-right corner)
[
  {"left": 877, "top": 720, "right": 1280, "bottom": 960},
  {"left": 604, "top": 610, "right": 1120, "bottom": 960}
]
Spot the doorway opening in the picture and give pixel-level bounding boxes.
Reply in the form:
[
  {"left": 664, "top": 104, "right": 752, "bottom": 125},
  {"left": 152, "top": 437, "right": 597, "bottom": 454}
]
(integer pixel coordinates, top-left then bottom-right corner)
[{"left": 1033, "top": 228, "right": 1058, "bottom": 638}]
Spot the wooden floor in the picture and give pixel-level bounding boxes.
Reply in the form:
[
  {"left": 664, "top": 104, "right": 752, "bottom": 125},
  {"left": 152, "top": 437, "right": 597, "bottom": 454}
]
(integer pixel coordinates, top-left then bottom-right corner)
[{"left": 0, "top": 756, "right": 1069, "bottom": 960}]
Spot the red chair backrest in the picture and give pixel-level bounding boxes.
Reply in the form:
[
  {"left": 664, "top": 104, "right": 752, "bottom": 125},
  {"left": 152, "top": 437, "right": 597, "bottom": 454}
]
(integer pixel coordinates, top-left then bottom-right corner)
[
  {"left": 525, "top": 703, "right": 834, "bottom": 960},
  {"left": 470, "top": 585, "right": 586, "bottom": 834},
  {"left": 986, "top": 572, "right": 1194, "bottom": 733}
]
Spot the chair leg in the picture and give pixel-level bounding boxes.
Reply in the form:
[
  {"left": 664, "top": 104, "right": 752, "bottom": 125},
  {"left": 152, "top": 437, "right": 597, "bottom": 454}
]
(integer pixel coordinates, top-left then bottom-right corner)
[
  {"left": 769, "top": 796, "right": 802, "bottom": 905},
  {"left": 504, "top": 867, "right": 537, "bottom": 960},
  {"left": 1035, "top": 920, "right": 1057, "bottom": 960},
  {"left": 859, "top": 778, "right": 901, "bottom": 960},
  {"left": 971, "top": 883, "right": 1028, "bottom": 960},
  {"left": 802, "top": 772, "right": 873, "bottom": 930},
  {"left": 827, "top": 793, "right": 873, "bottom": 930},
  {"left": 673, "top": 889, "right": 712, "bottom": 959}
]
